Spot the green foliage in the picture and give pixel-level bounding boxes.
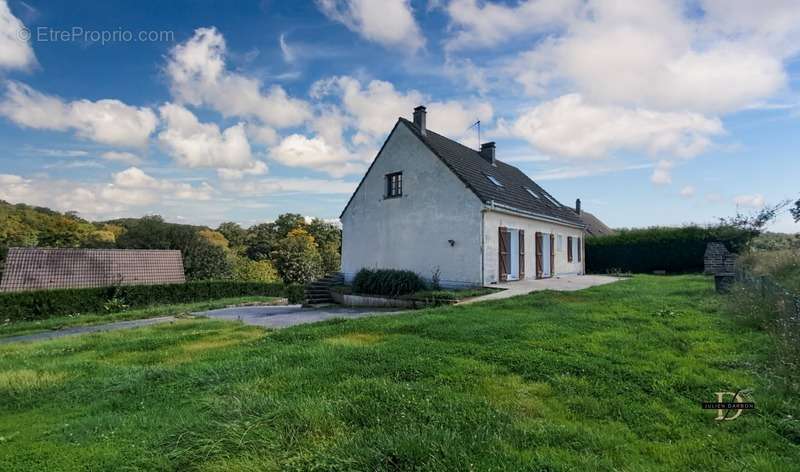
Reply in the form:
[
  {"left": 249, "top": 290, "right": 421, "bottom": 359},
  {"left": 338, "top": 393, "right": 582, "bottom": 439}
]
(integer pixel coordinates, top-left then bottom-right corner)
[
  {"left": 116, "top": 216, "right": 232, "bottom": 280},
  {"left": 0, "top": 281, "right": 297, "bottom": 322},
  {"left": 230, "top": 256, "right": 280, "bottom": 283},
  {"left": 750, "top": 232, "right": 800, "bottom": 252},
  {"left": 270, "top": 228, "right": 324, "bottom": 284},
  {"left": 586, "top": 225, "right": 754, "bottom": 273},
  {"left": 217, "top": 222, "right": 248, "bottom": 255},
  {"left": 1, "top": 276, "right": 798, "bottom": 470},
  {"left": 353, "top": 268, "right": 427, "bottom": 296}
]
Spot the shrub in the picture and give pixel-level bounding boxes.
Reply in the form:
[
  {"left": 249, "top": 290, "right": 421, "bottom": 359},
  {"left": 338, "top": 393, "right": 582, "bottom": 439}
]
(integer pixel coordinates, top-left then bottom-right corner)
[
  {"left": 352, "top": 268, "right": 427, "bottom": 297},
  {"left": 270, "top": 228, "right": 324, "bottom": 284},
  {"left": 586, "top": 225, "right": 753, "bottom": 274},
  {"left": 0, "top": 281, "right": 300, "bottom": 322}
]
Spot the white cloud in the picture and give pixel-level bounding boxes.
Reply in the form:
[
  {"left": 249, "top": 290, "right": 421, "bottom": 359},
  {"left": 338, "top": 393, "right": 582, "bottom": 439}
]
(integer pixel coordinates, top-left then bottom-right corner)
[
  {"left": 0, "top": 0, "right": 36, "bottom": 70},
  {"left": 444, "top": 0, "right": 578, "bottom": 51},
  {"left": 0, "top": 81, "right": 157, "bottom": 147},
  {"left": 279, "top": 33, "right": 294, "bottom": 62},
  {"left": 0, "top": 170, "right": 214, "bottom": 219},
  {"left": 270, "top": 134, "right": 366, "bottom": 177},
  {"left": 316, "top": 0, "right": 424, "bottom": 51},
  {"left": 651, "top": 160, "right": 673, "bottom": 185},
  {"left": 101, "top": 151, "right": 142, "bottom": 165},
  {"left": 495, "top": 0, "right": 796, "bottom": 114},
  {"left": 224, "top": 177, "right": 357, "bottom": 196},
  {"left": 312, "top": 75, "right": 493, "bottom": 144},
  {"left": 733, "top": 193, "right": 766, "bottom": 208},
  {"left": 157, "top": 103, "right": 267, "bottom": 179},
  {"left": 166, "top": 27, "right": 311, "bottom": 128},
  {"left": 679, "top": 185, "right": 695, "bottom": 198},
  {"left": 510, "top": 94, "right": 723, "bottom": 160}
]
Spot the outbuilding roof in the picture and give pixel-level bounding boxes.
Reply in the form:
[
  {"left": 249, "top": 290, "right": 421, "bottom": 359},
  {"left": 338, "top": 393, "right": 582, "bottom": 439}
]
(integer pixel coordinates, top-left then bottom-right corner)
[{"left": 0, "top": 248, "right": 185, "bottom": 292}]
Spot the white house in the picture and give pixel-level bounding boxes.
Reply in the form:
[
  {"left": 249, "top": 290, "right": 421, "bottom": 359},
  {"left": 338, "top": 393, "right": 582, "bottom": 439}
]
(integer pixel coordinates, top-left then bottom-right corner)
[{"left": 341, "top": 106, "right": 588, "bottom": 288}]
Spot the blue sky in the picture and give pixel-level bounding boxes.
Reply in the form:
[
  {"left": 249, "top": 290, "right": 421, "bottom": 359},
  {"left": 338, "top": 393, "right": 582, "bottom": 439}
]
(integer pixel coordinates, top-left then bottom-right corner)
[{"left": 0, "top": 0, "right": 798, "bottom": 232}]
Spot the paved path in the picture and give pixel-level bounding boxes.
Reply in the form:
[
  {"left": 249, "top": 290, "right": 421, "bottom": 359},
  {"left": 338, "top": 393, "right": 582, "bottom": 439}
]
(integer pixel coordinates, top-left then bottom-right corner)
[
  {"left": 194, "top": 305, "right": 404, "bottom": 328},
  {"left": 0, "top": 306, "right": 403, "bottom": 345},
  {"left": 459, "top": 275, "right": 621, "bottom": 304},
  {"left": 0, "top": 316, "right": 177, "bottom": 345}
]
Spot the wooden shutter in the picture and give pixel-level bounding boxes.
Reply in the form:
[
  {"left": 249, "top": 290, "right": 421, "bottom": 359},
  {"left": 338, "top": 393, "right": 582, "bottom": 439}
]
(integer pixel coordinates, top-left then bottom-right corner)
[
  {"left": 535, "top": 232, "right": 543, "bottom": 279},
  {"left": 518, "top": 230, "right": 525, "bottom": 279},
  {"left": 550, "top": 233, "right": 555, "bottom": 276},
  {"left": 498, "top": 227, "right": 509, "bottom": 282},
  {"left": 577, "top": 237, "right": 582, "bottom": 262},
  {"left": 567, "top": 236, "right": 573, "bottom": 262}
]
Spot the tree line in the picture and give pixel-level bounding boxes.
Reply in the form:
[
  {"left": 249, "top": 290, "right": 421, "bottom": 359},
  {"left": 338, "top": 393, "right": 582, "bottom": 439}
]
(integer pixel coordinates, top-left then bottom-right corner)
[{"left": 0, "top": 200, "right": 340, "bottom": 284}]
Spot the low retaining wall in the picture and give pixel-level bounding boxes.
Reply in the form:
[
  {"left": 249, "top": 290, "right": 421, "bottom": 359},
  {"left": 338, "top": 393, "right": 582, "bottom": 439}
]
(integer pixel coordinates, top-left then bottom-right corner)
[{"left": 331, "top": 291, "right": 450, "bottom": 308}]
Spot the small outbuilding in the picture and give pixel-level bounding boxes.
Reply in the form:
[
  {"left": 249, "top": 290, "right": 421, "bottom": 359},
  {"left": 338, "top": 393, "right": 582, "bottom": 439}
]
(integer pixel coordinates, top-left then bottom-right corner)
[{"left": 0, "top": 248, "right": 185, "bottom": 292}]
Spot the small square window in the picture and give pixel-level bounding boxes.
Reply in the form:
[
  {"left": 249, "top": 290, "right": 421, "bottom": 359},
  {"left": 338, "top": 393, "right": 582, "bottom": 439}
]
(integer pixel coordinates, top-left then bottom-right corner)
[
  {"left": 386, "top": 172, "right": 402, "bottom": 198},
  {"left": 525, "top": 187, "right": 539, "bottom": 198},
  {"left": 486, "top": 175, "right": 503, "bottom": 187}
]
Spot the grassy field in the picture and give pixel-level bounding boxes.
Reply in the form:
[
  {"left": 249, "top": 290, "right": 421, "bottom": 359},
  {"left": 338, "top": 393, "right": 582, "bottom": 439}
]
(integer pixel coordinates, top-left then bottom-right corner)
[
  {"left": 0, "top": 275, "right": 798, "bottom": 470},
  {"left": 0, "top": 296, "right": 282, "bottom": 338}
]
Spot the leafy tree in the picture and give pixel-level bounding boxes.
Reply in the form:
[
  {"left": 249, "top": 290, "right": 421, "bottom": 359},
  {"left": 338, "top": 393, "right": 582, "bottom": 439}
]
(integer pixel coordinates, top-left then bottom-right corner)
[
  {"left": 199, "top": 229, "right": 230, "bottom": 249},
  {"left": 270, "top": 228, "right": 323, "bottom": 284},
  {"left": 117, "top": 215, "right": 231, "bottom": 280},
  {"left": 306, "top": 218, "right": 341, "bottom": 274},
  {"left": 230, "top": 256, "right": 280, "bottom": 282},
  {"left": 217, "top": 222, "right": 248, "bottom": 254},
  {"left": 792, "top": 199, "right": 800, "bottom": 223},
  {"left": 718, "top": 200, "right": 789, "bottom": 249},
  {"left": 245, "top": 213, "right": 307, "bottom": 261}
]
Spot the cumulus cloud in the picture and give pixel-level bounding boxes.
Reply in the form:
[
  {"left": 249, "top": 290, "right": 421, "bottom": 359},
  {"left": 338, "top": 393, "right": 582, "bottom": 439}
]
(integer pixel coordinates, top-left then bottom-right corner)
[
  {"left": 270, "top": 134, "right": 366, "bottom": 177},
  {"left": 224, "top": 177, "right": 357, "bottom": 196},
  {"left": 650, "top": 160, "right": 674, "bottom": 185},
  {"left": 166, "top": 27, "right": 311, "bottom": 128},
  {"left": 0, "top": 169, "right": 214, "bottom": 219},
  {"left": 0, "top": 0, "right": 36, "bottom": 70},
  {"left": 509, "top": 94, "right": 723, "bottom": 160},
  {"left": 312, "top": 75, "right": 493, "bottom": 144},
  {"left": 444, "top": 0, "right": 578, "bottom": 51},
  {"left": 0, "top": 81, "right": 158, "bottom": 147},
  {"left": 316, "top": 0, "right": 424, "bottom": 51},
  {"left": 733, "top": 193, "right": 766, "bottom": 208},
  {"left": 493, "top": 0, "right": 797, "bottom": 114},
  {"left": 679, "top": 185, "right": 695, "bottom": 198},
  {"left": 157, "top": 103, "right": 267, "bottom": 179}
]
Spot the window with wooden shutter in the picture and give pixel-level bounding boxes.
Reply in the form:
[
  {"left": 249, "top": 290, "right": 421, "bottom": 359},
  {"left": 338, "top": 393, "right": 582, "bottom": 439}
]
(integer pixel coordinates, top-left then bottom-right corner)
[
  {"left": 549, "top": 233, "right": 555, "bottom": 276},
  {"left": 498, "top": 227, "right": 510, "bottom": 282},
  {"left": 567, "top": 236, "right": 573, "bottom": 262},
  {"left": 535, "top": 232, "right": 543, "bottom": 279},
  {"left": 519, "top": 230, "right": 525, "bottom": 279},
  {"left": 577, "top": 237, "right": 582, "bottom": 262}
]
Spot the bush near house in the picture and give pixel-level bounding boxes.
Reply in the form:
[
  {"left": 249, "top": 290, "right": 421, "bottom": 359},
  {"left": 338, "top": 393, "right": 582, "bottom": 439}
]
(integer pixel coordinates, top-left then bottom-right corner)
[
  {"left": 586, "top": 225, "right": 752, "bottom": 273},
  {"left": 0, "top": 281, "right": 303, "bottom": 322},
  {"left": 353, "top": 268, "right": 427, "bottom": 297}
]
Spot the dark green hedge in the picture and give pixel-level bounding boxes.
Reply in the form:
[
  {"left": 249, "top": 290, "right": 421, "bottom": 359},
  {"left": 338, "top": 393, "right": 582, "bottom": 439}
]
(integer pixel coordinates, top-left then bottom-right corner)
[
  {"left": 586, "top": 225, "right": 752, "bottom": 274},
  {"left": 0, "top": 281, "right": 304, "bottom": 322},
  {"left": 353, "top": 268, "right": 427, "bottom": 297}
]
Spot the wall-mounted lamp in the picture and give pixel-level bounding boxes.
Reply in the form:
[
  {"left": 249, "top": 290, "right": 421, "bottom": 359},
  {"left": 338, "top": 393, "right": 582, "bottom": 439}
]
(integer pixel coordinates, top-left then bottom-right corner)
[{"left": 448, "top": 239, "right": 455, "bottom": 247}]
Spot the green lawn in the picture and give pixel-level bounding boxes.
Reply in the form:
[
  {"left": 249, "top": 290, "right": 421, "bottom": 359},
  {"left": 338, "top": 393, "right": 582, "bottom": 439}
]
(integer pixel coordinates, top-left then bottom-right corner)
[
  {"left": 1, "top": 275, "right": 797, "bottom": 471},
  {"left": 0, "top": 296, "right": 282, "bottom": 338}
]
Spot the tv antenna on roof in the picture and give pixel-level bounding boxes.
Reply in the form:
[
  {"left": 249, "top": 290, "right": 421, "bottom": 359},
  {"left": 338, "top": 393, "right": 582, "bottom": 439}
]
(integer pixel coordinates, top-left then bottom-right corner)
[{"left": 467, "top": 120, "right": 480, "bottom": 149}]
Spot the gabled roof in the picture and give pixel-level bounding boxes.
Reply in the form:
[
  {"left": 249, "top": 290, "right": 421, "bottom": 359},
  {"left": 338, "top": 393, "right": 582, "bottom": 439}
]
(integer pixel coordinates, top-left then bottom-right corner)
[
  {"left": 397, "top": 118, "right": 584, "bottom": 226},
  {"left": 576, "top": 211, "right": 615, "bottom": 236},
  {"left": 0, "top": 248, "right": 185, "bottom": 292},
  {"left": 340, "top": 117, "right": 586, "bottom": 227}
]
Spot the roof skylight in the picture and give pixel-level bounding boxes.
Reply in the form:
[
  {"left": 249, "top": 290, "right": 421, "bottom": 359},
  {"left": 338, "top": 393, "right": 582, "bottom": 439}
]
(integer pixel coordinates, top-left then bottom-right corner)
[
  {"left": 486, "top": 175, "right": 503, "bottom": 187},
  {"left": 525, "top": 187, "right": 539, "bottom": 198},
  {"left": 543, "top": 194, "right": 560, "bottom": 207}
]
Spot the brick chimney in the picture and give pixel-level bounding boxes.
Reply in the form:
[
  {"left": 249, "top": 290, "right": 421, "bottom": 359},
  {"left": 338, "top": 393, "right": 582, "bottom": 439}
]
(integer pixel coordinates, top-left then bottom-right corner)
[
  {"left": 575, "top": 198, "right": 581, "bottom": 215},
  {"left": 480, "top": 141, "right": 496, "bottom": 165},
  {"left": 413, "top": 106, "right": 426, "bottom": 136}
]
